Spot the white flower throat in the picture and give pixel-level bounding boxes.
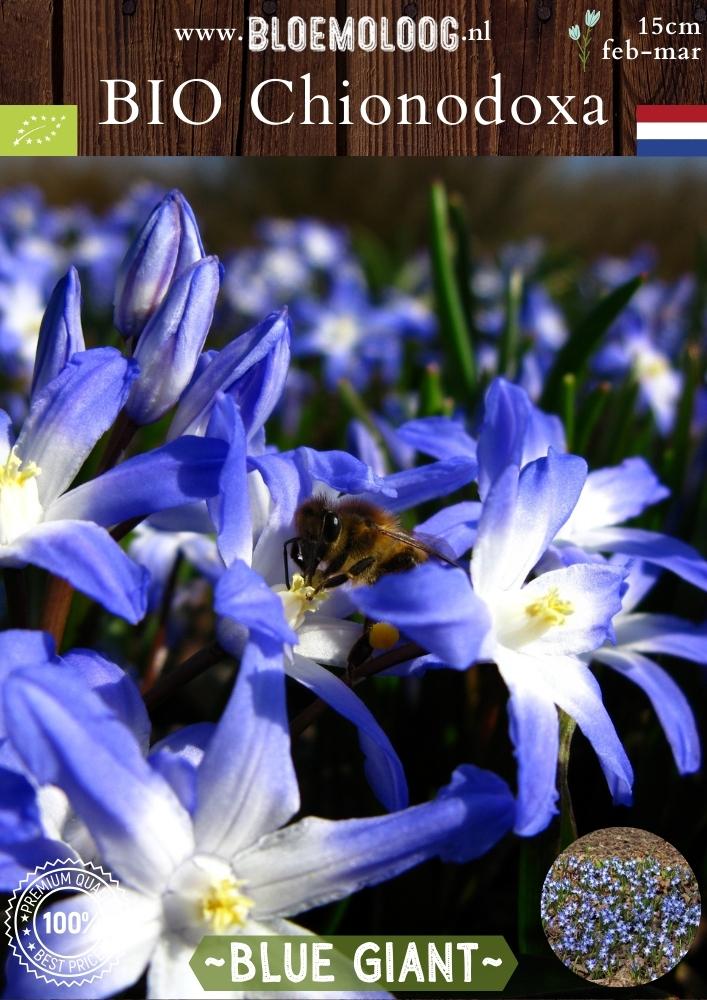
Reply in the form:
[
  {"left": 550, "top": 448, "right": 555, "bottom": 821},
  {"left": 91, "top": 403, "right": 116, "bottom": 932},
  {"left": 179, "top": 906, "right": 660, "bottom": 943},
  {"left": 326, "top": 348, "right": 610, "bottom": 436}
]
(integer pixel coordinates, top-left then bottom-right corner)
[
  {"left": 496, "top": 585, "right": 575, "bottom": 650},
  {"left": 0, "top": 448, "right": 42, "bottom": 545}
]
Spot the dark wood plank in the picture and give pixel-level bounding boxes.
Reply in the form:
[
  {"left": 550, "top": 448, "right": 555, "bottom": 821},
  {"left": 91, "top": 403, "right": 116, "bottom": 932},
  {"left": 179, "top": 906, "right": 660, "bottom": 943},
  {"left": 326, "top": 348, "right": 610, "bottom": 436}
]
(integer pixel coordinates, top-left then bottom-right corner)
[
  {"left": 498, "top": 0, "right": 614, "bottom": 155},
  {"left": 619, "top": 0, "right": 707, "bottom": 154},
  {"left": 62, "top": 0, "right": 244, "bottom": 155},
  {"left": 239, "top": 0, "right": 338, "bottom": 154},
  {"left": 0, "top": 0, "right": 54, "bottom": 104},
  {"left": 343, "top": 0, "right": 614, "bottom": 155},
  {"left": 344, "top": 0, "right": 474, "bottom": 155}
]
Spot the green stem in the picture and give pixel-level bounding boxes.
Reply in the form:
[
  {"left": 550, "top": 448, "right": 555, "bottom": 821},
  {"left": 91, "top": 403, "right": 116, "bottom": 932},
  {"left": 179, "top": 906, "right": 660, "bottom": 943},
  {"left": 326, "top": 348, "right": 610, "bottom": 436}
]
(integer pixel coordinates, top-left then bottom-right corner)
[
  {"left": 561, "top": 374, "right": 576, "bottom": 451},
  {"left": 143, "top": 641, "right": 226, "bottom": 711},
  {"left": 557, "top": 709, "right": 578, "bottom": 851},
  {"left": 499, "top": 269, "right": 523, "bottom": 379}
]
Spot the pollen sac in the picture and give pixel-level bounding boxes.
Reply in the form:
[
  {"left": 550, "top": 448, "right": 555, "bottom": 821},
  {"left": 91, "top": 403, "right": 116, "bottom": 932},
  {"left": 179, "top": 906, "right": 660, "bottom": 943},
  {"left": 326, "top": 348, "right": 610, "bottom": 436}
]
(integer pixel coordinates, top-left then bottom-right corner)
[
  {"left": 525, "top": 587, "right": 574, "bottom": 627},
  {"left": 369, "top": 621, "right": 401, "bottom": 650}
]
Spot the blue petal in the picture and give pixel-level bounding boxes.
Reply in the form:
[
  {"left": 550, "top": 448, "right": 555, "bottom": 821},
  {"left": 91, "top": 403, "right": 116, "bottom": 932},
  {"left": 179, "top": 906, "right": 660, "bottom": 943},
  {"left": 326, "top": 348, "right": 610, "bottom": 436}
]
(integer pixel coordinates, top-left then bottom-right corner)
[
  {"left": 594, "top": 647, "right": 700, "bottom": 773},
  {"left": 3, "top": 668, "right": 193, "bottom": 892},
  {"left": 0, "top": 410, "right": 14, "bottom": 462},
  {"left": 215, "top": 559, "right": 298, "bottom": 648},
  {"left": 47, "top": 436, "right": 227, "bottom": 527},
  {"left": 289, "top": 653, "right": 408, "bottom": 811},
  {"left": 149, "top": 723, "right": 215, "bottom": 815},
  {"left": 348, "top": 562, "right": 490, "bottom": 670},
  {"left": 0, "top": 630, "right": 56, "bottom": 675},
  {"left": 205, "top": 394, "right": 252, "bottom": 566},
  {"left": 17, "top": 348, "right": 139, "bottom": 508},
  {"left": 499, "top": 659, "right": 560, "bottom": 836},
  {"left": 565, "top": 458, "right": 670, "bottom": 533},
  {"left": 4, "top": 520, "right": 147, "bottom": 623},
  {"left": 473, "top": 450, "right": 587, "bottom": 594},
  {"left": 237, "top": 764, "right": 514, "bottom": 916},
  {"left": 0, "top": 767, "right": 75, "bottom": 889},
  {"left": 477, "top": 378, "right": 565, "bottom": 500},
  {"left": 416, "top": 502, "right": 481, "bottom": 559},
  {"left": 395, "top": 417, "right": 478, "bottom": 462},
  {"left": 576, "top": 527, "right": 707, "bottom": 592},
  {"left": 60, "top": 648, "right": 150, "bottom": 751},
  {"left": 369, "top": 457, "right": 477, "bottom": 513},
  {"left": 168, "top": 309, "right": 291, "bottom": 439},
  {"left": 31, "top": 266, "right": 85, "bottom": 400},
  {"left": 194, "top": 638, "right": 299, "bottom": 857},
  {"left": 614, "top": 613, "right": 707, "bottom": 663}
]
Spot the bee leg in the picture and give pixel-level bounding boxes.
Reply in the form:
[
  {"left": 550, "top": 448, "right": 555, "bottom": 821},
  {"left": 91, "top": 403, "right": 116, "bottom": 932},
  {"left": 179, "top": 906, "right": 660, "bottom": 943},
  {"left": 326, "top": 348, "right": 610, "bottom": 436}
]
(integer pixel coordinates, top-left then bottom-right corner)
[
  {"left": 317, "top": 556, "right": 377, "bottom": 594},
  {"left": 346, "top": 621, "right": 374, "bottom": 682},
  {"left": 347, "top": 556, "right": 377, "bottom": 578},
  {"left": 378, "top": 551, "right": 419, "bottom": 574}
]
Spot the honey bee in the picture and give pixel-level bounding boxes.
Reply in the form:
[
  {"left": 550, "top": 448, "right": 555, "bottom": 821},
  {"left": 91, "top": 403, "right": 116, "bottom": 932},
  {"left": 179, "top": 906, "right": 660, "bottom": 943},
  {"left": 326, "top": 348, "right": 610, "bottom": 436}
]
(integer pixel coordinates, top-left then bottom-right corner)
[{"left": 283, "top": 495, "right": 457, "bottom": 594}]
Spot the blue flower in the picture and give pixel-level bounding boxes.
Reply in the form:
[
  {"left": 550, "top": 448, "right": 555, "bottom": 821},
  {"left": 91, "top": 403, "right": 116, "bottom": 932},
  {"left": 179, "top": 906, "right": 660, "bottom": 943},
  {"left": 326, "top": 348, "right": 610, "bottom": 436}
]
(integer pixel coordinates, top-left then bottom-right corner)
[
  {"left": 0, "top": 349, "right": 226, "bottom": 621},
  {"left": 1, "top": 644, "right": 514, "bottom": 998}
]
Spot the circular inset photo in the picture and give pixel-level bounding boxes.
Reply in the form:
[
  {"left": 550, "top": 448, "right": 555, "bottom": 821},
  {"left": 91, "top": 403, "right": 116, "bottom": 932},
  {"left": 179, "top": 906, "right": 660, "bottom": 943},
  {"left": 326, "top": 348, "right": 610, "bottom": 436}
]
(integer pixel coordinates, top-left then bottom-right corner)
[{"left": 541, "top": 827, "right": 701, "bottom": 987}]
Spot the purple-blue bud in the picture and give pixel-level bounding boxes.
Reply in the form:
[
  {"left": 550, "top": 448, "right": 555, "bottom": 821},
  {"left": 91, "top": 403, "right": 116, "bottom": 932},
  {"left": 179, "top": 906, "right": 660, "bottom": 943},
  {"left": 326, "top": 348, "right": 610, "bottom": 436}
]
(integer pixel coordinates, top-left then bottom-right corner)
[
  {"left": 168, "top": 308, "right": 291, "bottom": 441},
  {"left": 113, "top": 189, "right": 205, "bottom": 340},
  {"left": 126, "top": 255, "right": 221, "bottom": 425},
  {"left": 31, "top": 266, "right": 85, "bottom": 400}
]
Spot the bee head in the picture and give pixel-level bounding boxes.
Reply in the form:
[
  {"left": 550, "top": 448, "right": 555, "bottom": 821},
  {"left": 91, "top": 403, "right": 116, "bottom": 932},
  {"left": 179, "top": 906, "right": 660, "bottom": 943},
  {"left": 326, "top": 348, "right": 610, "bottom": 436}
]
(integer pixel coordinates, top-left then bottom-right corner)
[{"left": 295, "top": 497, "right": 342, "bottom": 546}]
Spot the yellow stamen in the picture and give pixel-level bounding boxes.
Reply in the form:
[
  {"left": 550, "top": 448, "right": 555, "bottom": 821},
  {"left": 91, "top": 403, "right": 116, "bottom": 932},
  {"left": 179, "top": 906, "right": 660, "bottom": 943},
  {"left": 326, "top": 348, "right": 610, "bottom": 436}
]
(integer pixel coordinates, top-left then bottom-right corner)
[
  {"left": 369, "top": 622, "right": 400, "bottom": 650},
  {"left": 0, "top": 448, "right": 40, "bottom": 487},
  {"left": 201, "top": 877, "right": 254, "bottom": 933},
  {"left": 525, "top": 587, "right": 574, "bottom": 627}
]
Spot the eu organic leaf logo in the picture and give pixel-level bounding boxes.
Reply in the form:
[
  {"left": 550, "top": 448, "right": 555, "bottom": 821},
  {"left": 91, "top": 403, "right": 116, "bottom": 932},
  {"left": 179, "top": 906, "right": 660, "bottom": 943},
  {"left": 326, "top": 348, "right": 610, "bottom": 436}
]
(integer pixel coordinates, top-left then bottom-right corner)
[
  {"left": 13, "top": 113, "right": 66, "bottom": 148},
  {"left": 0, "top": 105, "right": 77, "bottom": 155}
]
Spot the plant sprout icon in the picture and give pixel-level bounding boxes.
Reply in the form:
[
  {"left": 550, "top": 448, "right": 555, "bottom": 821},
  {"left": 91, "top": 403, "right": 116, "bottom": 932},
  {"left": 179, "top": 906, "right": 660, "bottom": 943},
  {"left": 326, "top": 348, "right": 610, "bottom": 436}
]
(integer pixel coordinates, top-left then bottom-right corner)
[
  {"left": 569, "top": 9, "right": 601, "bottom": 71},
  {"left": 12, "top": 113, "right": 65, "bottom": 148}
]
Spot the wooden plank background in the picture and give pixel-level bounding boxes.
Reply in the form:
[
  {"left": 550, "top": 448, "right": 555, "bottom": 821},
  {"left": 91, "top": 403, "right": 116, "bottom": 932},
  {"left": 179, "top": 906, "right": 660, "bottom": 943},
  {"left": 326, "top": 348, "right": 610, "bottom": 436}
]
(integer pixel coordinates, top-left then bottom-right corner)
[{"left": 0, "top": 0, "right": 705, "bottom": 154}]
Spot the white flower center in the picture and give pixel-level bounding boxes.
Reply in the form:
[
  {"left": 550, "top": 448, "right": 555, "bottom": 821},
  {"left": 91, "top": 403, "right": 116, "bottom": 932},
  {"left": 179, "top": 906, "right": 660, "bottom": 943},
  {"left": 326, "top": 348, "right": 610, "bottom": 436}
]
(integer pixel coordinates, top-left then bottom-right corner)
[
  {"left": 274, "top": 573, "right": 329, "bottom": 632},
  {"left": 163, "top": 854, "right": 254, "bottom": 944},
  {"left": 495, "top": 586, "right": 575, "bottom": 649},
  {"left": 0, "top": 447, "right": 42, "bottom": 545},
  {"left": 320, "top": 313, "right": 360, "bottom": 354}
]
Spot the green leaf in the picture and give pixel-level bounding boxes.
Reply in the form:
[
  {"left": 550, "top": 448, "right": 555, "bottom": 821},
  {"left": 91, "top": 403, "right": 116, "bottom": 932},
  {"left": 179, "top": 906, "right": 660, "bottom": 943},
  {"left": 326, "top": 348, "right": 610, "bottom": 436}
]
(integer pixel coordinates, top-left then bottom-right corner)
[
  {"left": 428, "top": 183, "right": 477, "bottom": 398},
  {"left": 540, "top": 274, "right": 644, "bottom": 409}
]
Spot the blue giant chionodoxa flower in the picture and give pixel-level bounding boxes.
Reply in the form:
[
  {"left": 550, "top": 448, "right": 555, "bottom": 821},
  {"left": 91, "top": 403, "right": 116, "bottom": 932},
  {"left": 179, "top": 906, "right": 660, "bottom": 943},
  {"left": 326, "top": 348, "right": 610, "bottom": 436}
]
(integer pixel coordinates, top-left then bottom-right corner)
[
  {"left": 349, "top": 379, "right": 707, "bottom": 835},
  {"left": 0, "top": 347, "right": 226, "bottom": 621},
  {"left": 1, "top": 628, "right": 515, "bottom": 999}
]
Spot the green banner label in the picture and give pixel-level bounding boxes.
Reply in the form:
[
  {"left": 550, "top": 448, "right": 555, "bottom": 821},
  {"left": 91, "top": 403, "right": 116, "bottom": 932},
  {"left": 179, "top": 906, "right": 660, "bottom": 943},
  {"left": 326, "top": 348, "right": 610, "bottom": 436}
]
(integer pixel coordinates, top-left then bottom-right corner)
[
  {"left": 0, "top": 106, "right": 78, "bottom": 155},
  {"left": 189, "top": 935, "right": 517, "bottom": 992}
]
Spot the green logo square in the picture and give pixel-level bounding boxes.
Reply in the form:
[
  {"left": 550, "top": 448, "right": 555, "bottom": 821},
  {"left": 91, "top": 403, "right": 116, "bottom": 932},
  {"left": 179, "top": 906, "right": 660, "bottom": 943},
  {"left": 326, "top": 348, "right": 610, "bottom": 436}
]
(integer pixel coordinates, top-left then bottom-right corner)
[{"left": 0, "top": 106, "right": 77, "bottom": 156}]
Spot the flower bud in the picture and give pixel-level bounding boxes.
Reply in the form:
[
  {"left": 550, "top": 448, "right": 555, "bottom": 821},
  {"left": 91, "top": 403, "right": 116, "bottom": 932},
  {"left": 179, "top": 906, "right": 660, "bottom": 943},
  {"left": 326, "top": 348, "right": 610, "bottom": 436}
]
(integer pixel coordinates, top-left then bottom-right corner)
[
  {"left": 31, "top": 266, "right": 85, "bottom": 399},
  {"left": 569, "top": 24, "right": 581, "bottom": 40},
  {"left": 113, "top": 189, "right": 205, "bottom": 340},
  {"left": 126, "top": 255, "right": 220, "bottom": 425}
]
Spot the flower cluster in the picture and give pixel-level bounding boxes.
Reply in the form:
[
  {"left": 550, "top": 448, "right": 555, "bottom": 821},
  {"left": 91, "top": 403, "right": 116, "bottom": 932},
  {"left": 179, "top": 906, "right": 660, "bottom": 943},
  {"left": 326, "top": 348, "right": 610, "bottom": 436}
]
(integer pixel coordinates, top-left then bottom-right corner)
[
  {"left": 0, "top": 183, "right": 703, "bottom": 998},
  {"left": 541, "top": 854, "right": 700, "bottom": 983}
]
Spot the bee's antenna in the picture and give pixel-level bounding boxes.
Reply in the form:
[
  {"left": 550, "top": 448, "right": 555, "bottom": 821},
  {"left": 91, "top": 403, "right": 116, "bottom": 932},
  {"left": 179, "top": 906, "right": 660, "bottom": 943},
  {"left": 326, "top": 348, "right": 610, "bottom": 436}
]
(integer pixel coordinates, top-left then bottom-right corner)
[{"left": 282, "top": 537, "right": 299, "bottom": 590}]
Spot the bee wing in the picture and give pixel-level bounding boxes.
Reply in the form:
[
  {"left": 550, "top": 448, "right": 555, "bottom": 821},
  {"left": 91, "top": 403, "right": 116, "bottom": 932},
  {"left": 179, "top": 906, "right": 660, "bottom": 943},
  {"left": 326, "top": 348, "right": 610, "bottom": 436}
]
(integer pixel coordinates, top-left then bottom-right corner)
[{"left": 374, "top": 524, "right": 460, "bottom": 568}]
